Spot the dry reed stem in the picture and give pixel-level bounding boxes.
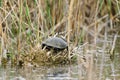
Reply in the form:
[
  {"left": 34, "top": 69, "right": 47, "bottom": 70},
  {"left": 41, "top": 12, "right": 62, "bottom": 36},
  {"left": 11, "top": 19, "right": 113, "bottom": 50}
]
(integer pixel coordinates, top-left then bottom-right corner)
[
  {"left": 0, "top": 20, "right": 2, "bottom": 65},
  {"left": 87, "top": 54, "right": 93, "bottom": 80},
  {"left": 110, "top": 33, "right": 118, "bottom": 56},
  {"left": 0, "top": 20, "right": 2, "bottom": 37},
  {"left": 94, "top": 0, "right": 99, "bottom": 46},
  {"left": 99, "top": 26, "right": 108, "bottom": 80},
  {"left": 67, "top": 0, "right": 74, "bottom": 59},
  {"left": 17, "top": 0, "right": 22, "bottom": 54}
]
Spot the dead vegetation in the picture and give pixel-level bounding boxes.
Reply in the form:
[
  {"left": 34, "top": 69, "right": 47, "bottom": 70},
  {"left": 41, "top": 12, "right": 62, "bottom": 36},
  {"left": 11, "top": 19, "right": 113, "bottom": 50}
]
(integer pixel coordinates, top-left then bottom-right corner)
[
  {"left": 5, "top": 46, "right": 76, "bottom": 67},
  {"left": 0, "top": 0, "right": 120, "bottom": 75}
]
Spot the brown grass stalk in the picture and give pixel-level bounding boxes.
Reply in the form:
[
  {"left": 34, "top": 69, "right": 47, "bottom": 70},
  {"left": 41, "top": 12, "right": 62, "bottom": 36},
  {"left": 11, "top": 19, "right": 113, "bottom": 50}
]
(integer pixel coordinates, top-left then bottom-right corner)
[{"left": 67, "top": 0, "right": 74, "bottom": 59}]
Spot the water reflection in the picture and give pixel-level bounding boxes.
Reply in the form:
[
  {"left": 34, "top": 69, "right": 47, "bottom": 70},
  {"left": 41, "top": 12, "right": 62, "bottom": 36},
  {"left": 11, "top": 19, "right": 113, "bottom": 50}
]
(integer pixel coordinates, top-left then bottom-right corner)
[
  {"left": 0, "top": 54, "right": 120, "bottom": 80},
  {"left": 0, "top": 65, "right": 79, "bottom": 80}
]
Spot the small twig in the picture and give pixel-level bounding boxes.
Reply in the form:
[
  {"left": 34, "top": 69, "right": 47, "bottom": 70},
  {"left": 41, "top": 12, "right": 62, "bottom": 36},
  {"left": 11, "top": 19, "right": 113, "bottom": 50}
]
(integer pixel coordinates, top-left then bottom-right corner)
[{"left": 110, "top": 32, "right": 118, "bottom": 56}]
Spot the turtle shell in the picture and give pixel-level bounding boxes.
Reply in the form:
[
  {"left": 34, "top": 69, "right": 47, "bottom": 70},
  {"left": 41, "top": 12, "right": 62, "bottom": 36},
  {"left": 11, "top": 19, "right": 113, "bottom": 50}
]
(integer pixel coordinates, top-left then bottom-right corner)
[{"left": 42, "top": 37, "right": 68, "bottom": 51}]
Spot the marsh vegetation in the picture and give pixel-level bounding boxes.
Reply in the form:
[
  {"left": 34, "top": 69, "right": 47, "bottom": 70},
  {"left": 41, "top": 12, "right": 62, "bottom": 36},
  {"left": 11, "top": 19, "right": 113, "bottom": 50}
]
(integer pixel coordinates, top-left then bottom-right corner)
[{"left": 0, "top": 0, "right": 120, "bottom": 80}]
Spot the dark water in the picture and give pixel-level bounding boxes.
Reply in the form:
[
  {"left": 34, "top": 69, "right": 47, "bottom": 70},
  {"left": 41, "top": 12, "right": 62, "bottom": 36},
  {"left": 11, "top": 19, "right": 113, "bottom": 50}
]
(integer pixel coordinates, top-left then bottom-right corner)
[
  {"left": 0, "top": 65, "right": 79, "bottom": 80},
  {"left": 0, "top": 55, "right": 120, "bottom": 80},
  {"left": 0, "top": 53, "right": 120, "bottom": 80}
]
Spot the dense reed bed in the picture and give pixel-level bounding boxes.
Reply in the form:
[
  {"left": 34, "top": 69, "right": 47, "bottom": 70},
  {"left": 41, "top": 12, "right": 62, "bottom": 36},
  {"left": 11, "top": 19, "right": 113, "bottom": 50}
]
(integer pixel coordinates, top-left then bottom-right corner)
[{"left": 0, "top": 0, "right": 120, "bottom": 79}]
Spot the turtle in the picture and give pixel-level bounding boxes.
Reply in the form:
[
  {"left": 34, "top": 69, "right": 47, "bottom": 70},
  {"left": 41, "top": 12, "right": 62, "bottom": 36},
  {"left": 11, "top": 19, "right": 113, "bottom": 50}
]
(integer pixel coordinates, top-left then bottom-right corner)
[{"left": 42, "top": 37, "right": 68, "bottom": 52}]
